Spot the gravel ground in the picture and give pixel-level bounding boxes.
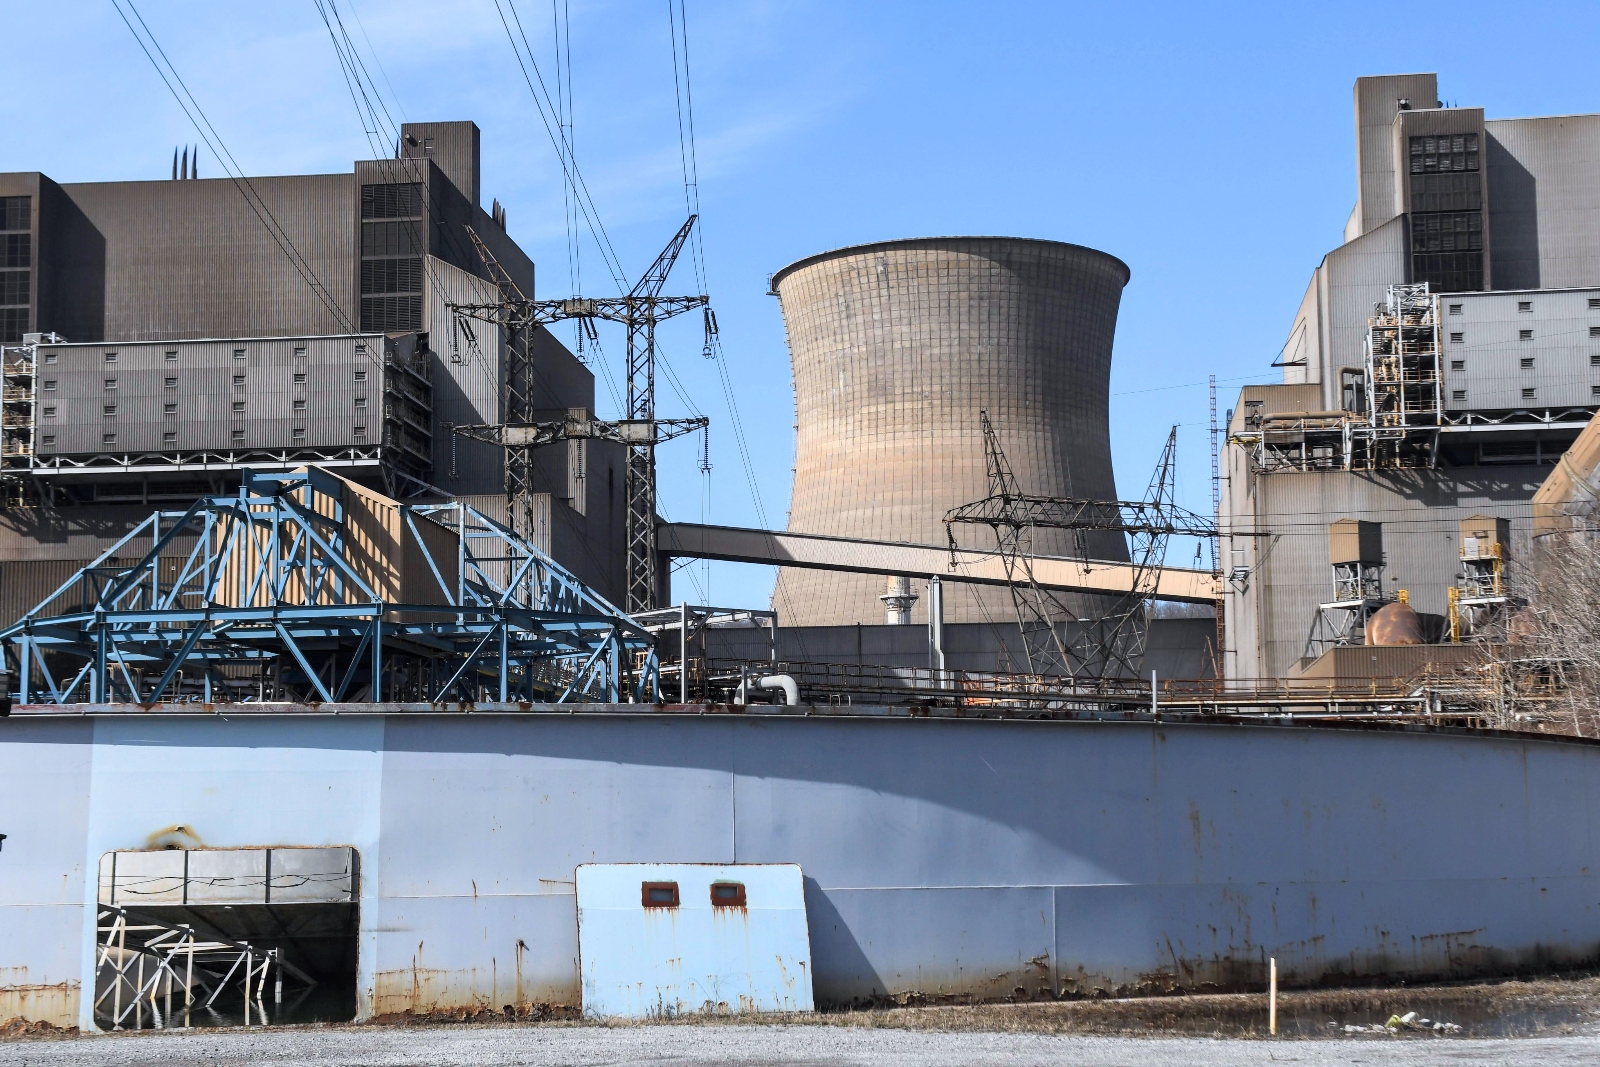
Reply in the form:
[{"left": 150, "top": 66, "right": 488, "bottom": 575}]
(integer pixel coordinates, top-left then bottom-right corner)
[{"left": 1, "top": 1025, "right": 1599, "bottom": 1067}]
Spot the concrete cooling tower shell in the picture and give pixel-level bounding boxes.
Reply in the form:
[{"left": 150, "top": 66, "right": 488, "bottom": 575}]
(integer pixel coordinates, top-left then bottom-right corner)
[{"left": 771, "top": 236, "right": 1131, "bottom": 627}]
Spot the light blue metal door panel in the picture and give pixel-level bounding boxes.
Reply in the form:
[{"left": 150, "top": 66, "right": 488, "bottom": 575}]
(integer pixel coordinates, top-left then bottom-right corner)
[
  {"left": 806, "top": 886, "right": 1055, "bottom": 1003},
  {"left": 576, "top": 862, "right": 812, "bottom": 1018},
  {"left": 367, "top": 892, "right": 582, "bottom": 1013}
]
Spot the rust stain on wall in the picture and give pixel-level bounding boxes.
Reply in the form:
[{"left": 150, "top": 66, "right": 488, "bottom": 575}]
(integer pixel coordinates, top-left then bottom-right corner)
[{"left": 0, "top": 977, "right": 79, "bottom": 1028}]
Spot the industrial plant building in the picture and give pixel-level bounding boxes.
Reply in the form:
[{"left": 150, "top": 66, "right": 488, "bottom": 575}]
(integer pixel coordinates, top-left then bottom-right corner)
[
  {"left": 1222, "top": 73, "right": 1600, "bottom": 679},
  {"left": 12, "top": 70, "right": 1600, "bottom": 1036},
  {"left": 0, "top": 121, "right": 627, "bottom": 615}
]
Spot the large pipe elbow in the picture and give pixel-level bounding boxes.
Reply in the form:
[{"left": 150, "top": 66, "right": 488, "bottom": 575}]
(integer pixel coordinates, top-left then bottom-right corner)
[{"left": 758, "top": 674, "right": 799, "bottom": 706}]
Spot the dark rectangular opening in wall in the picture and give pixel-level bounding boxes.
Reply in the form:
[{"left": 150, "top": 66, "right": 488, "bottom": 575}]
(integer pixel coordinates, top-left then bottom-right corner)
[{"left": 95, "top": 847, "right": 360, "bottom": 1030}]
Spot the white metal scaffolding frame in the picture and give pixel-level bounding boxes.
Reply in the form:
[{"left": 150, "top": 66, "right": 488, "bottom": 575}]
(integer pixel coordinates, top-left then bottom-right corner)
[{"left": 94, "top": 905, "right": 317, "bottom": 1030}]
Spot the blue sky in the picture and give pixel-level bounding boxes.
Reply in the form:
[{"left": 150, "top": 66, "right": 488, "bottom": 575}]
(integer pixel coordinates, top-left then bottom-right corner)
[{"left": 17, "top": 1, "right": 1600, "bottom": 607}]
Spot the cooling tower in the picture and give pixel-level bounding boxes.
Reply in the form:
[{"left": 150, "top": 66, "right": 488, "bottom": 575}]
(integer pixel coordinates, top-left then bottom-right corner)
[{"left": 770, "top": 237, "right": 1131, "bottom": 626}]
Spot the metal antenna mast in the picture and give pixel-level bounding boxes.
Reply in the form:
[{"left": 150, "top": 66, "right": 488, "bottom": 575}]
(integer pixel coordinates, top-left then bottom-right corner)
[
  {"left": 945, "top": 414, "right": 1213, "bottom": 681},
  {"left": 447, "top": 216, "right": 709, "bottom": 612}
]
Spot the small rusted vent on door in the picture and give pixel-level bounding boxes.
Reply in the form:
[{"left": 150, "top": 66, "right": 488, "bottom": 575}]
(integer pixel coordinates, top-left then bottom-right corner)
[
  {"left": 711, "top": 882, "right": 746, "bottom": 908},
  {"left": 641, "top": 881, "right": 680, "bottom": 908}
]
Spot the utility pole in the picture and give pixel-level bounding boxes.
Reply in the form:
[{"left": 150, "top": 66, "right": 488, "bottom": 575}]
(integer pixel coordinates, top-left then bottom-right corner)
[{"left": 448, "top": 216, "right": 709, "bottom": 613}]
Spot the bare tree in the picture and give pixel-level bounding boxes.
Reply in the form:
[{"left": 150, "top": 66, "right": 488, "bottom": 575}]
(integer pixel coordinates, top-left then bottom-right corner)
[{"left": 1471, "top": 531, "right": 1600, "bottom": 736}]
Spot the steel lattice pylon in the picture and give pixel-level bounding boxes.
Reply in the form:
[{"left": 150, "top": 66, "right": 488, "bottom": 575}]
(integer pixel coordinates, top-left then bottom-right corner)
[
  {"left": 945, "top": 413, "right": 1214, "bottom": 681},
  {"left": 447, "top": 217, "right": 708, "bottom": 612}
]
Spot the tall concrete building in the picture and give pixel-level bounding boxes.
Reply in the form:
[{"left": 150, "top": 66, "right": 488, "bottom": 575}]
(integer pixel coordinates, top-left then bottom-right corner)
[
  {"left": 770, "top": 237, "right": 1130, "bottom": 626},
  {"left": 1222, "top": 74, "right": 1600, "bottom": 679},
  {"left": 0, "top": 122, "right": 627, "bottom": 619}
]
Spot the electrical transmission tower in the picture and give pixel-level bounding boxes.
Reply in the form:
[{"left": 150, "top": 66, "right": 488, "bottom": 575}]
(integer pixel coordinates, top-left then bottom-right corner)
[
  {"left": 944, "top": 413, "right": 1215, "bottom": 681},
  {"left": 447, "top": 216, "right": 709, "bottom": 613}
]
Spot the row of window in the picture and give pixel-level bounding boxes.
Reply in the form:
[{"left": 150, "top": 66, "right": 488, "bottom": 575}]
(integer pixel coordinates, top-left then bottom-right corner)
[
  {"left": 0, "top": 307, "right": 26, "bottom": 344},
  {"left": 43, "top": 396, "right": 369, "bottom": 416},
  {"left": 1448, "top": 327, "right": 1600, "bottom": 342},
  {"left": 39, "top": 427, "right": 370, "bottom": 450},
  {"left": 1449, "top": 387, "right": 1589, "bottom": 402},
  {"left": 49, "top": 343, "right": 361, "bottom": 365},
  {"left": 1448, "top": 354, "right": 1600, "bottom": 370},
  {"left": 0, "top": 196, "right": 29, "bottom": 233},
  {"left": 1409, "top": 172, "right": 1481, "bottom": 214},
  {"left": 40, "top": 370, "right": 368, "bottom": 391},
  {"left": 1446, "top": 298, "right": 1600, "bottom": 314}
]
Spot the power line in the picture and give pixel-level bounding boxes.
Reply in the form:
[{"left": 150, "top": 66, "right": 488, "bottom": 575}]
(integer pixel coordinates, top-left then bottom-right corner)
[
  {"left": 493, "top": 0, "right": 630, "bottom": 293},
  {"left": 112, "top": 0, "right": 357, "bottom": 339}
]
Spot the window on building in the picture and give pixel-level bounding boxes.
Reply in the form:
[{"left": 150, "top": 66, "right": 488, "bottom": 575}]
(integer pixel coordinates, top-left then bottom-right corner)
[
  {"left": 104, "top": 352, "right": 117, "bottom": 363},
  {"left": 102, "top": 404, "right": 116, "bottom": 416},
  {"left": 43, "top": 352, "right": 55, "bottom": 364},
  {"left": 354, "top": 369, "right": 367, "bottom": 382},
  {"left": 1518, "top": 301, "right": 1533, "bottom": 313},
  {"left": 232, "top": 401, "right": 246, "bottom": 413},
  {"left": 1448, "top": 303, "right": 1463, "bottom": 315},
  {"left": 1450, "top": 332, "right": 1464, "bottom": 343},
  {"left": 354, "top": 397, "right": 367, "bottom": 409},
  {"left": 40, "top": 435, "right": 54, "bottom": 447},
  {"left": 1590, "top": 326, "right": 1600, "bottom": 337},
  {"left": 360, "top": 183, "right": 425, "bottom": 333},
  {"left": 1593, "top": 354, "right": 1600, "bottom": 367},
  {"left": 164, "top": 377, "right": 177, "bottom": 388},
  {"left": 102, "top": 433, "right": 116, "bottom": 446},
  {"left": 164, "top": 349, "right": 178, "bottom": 362},
  {"left": 233, "top": 348, "right": 246, "bottom": 360},
  {"left": 292, "top": 398, "right": 307, "bottom": 412},
  {"left": 1452, "top": 389, "right": 1467, "bottom": 401},
  {"left": 42, "top": 406, "right": 55, "bottom": 418},
  {"left": 233, "top": 374, "right": 246, "bottom": 387},
  {"left": 163, "top": 403, "right": 177, "bottom": 415},
  {"left": 231, "top": 429, "right": 246, "bottom": 443},
  {"left": 1591, "top": 385, "right": 1600, "bottom": 398},
  {"left": 1590, "top": 297, "right": 1600, "bottom": 309},
  {"left": 1410, "top": 132, "right": 1480, "bottom": 174},
  {"left": 1521, "top": 357, "right": 1535, "bottom": 368},
  {"left": 1520, "top": 329, "right": 1534, "bottom": 340},
  {"left": 292, "top": 428, "right": 307, "bottom": 442},
  {"left": 0, "top": 270, "right": 29, "bottom": 305},
  {"left": 3, "top": 233, "right": 31, "bottom": 268},
  {"left": 1451, "top": 359, "right": 1465, "bottom": 370},
  {"left": 104, "top": 379, "right": 117, "bottom": 390},
  {"left": 42, "top": 379, "right": 55, "bottom": 391},
  {"left": 163, "top": 431, "right": 177, "bottom": 445},
  {"left": 1523, "top": 387, "right": 1537, "bottom": 400},
  {"left": 353, "top": 425, "right": 367, "bottom": 440},
  {"left": 293, "top": 371, "right": 307, "bottom": 384},
  {"left": 0, "top": 196, "right": 30, "bottom": 231},
  {"left": 294, "top": 345, "right": 308, "bottom": 359}
]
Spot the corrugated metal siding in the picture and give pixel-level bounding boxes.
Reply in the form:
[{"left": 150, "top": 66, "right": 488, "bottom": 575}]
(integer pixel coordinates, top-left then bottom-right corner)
[
  {"left": 35, "top": 335, "right": 382, "bottom": 456},
  {"left": 0, "top": 558, "right": 113, "bottom": 627},
  {"left": 50, "top": 174, "right": 357, "bottom": 343},
  {"left": 1442, "top": 287, "right": 1600, "bottom": 412}
]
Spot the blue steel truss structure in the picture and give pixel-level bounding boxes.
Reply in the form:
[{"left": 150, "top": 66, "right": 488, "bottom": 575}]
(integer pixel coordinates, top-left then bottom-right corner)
[{"left": 1, "top": 469, "right": 658, "bottom": 706}]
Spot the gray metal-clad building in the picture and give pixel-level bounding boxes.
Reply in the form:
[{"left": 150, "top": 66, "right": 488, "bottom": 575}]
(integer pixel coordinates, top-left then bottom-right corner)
[
  {"left": 770, "top": 237, "right": 1130, "bottom": 626},
  {"left": 1223, "top": 74, "right": 1600, "bottom": 679},
  {"left": 0, "top": 121, "right": 629, "bottom": 611}
]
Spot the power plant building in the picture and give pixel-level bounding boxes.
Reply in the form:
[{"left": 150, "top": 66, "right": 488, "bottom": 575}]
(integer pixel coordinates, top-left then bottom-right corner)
[
  {"left": 770, "top": 237, "right": 1130, "bottom": 626},
  {"left": 0, "top": 122, "right": 627, "bottom": 617},
  {"left": 1222, "top": 74, "right": 1600, "bottom": 679}
]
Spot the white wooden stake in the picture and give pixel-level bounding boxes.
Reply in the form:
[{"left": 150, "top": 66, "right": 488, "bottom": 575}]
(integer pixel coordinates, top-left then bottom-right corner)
[{"left": 1269, "top": 956, "right": 1278, "bottom": 1036}]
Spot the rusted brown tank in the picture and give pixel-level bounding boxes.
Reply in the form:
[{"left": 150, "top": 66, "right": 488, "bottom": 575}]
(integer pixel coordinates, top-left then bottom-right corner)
[{"left": 1366, "top": 598, "right": 1424, "bottom": 646}]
